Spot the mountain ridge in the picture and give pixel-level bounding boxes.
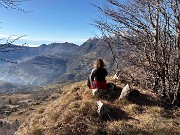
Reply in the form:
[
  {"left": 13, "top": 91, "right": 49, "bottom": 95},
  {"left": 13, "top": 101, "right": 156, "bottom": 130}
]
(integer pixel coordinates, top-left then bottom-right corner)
[{"left": 0, "top": 38, "right": 127, "bottom": 86}]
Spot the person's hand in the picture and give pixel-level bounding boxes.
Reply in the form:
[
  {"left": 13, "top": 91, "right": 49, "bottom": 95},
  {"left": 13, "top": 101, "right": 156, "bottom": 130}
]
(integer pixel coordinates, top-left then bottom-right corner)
[{"left": 92, "top": 82, "right": 96, "bottom": 88}]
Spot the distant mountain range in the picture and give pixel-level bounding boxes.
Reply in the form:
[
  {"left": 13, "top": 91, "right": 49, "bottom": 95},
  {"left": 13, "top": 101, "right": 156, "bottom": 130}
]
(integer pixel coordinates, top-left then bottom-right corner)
[{"left": 0, "top": 37, "right": 128, "bottom": 86}]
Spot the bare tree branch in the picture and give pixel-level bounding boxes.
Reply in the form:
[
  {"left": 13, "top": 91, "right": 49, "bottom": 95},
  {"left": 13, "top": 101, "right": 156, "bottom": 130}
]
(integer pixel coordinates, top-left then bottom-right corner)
[{"left": 93, "top": 0, "right": 180, "bottom": 105}]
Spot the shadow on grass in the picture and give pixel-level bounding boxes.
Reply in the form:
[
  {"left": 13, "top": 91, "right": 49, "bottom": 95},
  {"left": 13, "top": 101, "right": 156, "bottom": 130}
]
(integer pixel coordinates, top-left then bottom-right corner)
[
  {"left": 95, "top": 86, "right": 122, "bottom": 102},
  {"left": 106, "top": 86, "right": 122, "bottom": 102},
  {"left": 160, "top": 107, "right": 178, "bottom": 119},
  {"left": 97, "top": 86, "right": 160, "bottom": 107},
  {"left": 161, "top": 110, "right": 176, "bottom": 119},
  {"left": 127, "top": 89, "right": 160, "bottom": 107},
  {"left": 98, "top": 104, "right": 135, "bottom": 122}
]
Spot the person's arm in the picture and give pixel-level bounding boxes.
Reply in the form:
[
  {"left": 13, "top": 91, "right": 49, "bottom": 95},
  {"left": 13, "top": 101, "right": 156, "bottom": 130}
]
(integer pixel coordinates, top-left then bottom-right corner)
[
  {"left": 90, "top": 69, "right": 96, "bottom": 84},
  {"left": 104, "top": 68, "right": 108, "bottom": 76}
]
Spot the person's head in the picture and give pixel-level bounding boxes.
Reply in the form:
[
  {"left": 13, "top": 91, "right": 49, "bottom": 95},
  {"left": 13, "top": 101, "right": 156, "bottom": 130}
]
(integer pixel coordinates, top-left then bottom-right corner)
[{"left": 93, "top": 59, "right": 105, "bottom": 68}]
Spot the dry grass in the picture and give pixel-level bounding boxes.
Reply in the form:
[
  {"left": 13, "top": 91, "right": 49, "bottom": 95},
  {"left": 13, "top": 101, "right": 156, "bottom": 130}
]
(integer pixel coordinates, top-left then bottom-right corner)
[
  {"left": 15, "top": 79, "right": 180, "bottom": 135},
  {"left": 42, "top": 83, "right": 63, "bottom": 91},
  {"left": 31, "top": 128, "right": 44, "bottom": 135},
  {"left": 37, "top": 107, "right": 45, "bottom": 114}
]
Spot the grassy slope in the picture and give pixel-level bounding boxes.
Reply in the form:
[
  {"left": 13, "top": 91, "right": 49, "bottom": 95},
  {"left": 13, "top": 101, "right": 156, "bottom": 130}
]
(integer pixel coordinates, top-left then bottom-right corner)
[{"left": 16, "top": 79, "right": 180, "bottom": 135}]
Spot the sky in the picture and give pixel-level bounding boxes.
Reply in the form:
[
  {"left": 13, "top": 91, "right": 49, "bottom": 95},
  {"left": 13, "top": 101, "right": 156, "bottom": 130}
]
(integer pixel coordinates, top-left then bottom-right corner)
[{"left": 0, "top": 0, "right": 105, "bottom": 47}]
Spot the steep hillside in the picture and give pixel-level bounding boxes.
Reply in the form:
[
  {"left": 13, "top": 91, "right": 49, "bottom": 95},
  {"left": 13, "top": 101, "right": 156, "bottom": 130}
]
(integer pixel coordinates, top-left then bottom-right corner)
[{"left": 15, "top": 79, "right": 180, "bottom": 135}]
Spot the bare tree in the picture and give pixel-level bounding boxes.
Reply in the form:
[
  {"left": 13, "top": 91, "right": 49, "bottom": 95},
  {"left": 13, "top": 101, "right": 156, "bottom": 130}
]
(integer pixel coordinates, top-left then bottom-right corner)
[
  {"left": 94, "top": 0, "right": 180, "bottom": 104},
  {"left": 0, "top": 0, "right": 29, "bottom": 11},
  {"left": 0, "top": 0, "right": 30, "bottom": 63}
]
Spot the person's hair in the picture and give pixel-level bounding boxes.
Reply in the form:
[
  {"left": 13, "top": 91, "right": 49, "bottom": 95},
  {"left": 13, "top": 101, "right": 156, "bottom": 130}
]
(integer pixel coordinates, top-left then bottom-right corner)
[{"left": 93, "top": 59, "right": 105, "bottom": 68}]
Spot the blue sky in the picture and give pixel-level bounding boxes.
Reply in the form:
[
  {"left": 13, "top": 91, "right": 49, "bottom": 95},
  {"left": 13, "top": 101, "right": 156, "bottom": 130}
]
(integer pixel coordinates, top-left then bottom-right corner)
[{"left": 0, "top": 0, "right": 104, "bottom": 47}]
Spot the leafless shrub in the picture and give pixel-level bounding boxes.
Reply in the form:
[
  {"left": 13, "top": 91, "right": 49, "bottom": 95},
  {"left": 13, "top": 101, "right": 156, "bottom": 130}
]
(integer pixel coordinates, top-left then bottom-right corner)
[
  {"left": 93, "top": 0, "right": 180, "bottom": 105},
  {"left": 0, "top": 0, "right": 31, "bottom": 63}
]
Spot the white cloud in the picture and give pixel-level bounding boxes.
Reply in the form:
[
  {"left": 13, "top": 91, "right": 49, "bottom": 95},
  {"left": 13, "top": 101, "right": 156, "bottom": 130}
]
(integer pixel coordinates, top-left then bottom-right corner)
[
  {"left": 23, "top": 37, "right": 88, "bottom": 43},
  {"left": 21, "top": 37, "right": 88, "bottom": 46},
  {"left": 0, "top": 34, "right": 89, "bottom": 47},
  {"left": 0, "top": 34, "right": 8, "bottom": 38}
]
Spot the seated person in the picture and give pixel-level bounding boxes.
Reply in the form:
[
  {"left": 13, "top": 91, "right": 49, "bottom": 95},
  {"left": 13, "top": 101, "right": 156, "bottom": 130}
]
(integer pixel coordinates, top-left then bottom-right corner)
[{"left": 88, "top": 59, "right": 108, "bottom": 90}]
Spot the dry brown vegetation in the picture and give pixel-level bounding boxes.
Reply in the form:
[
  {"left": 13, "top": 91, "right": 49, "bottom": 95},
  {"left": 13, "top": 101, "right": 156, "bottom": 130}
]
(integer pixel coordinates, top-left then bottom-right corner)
[{"left": 15, "top": 79, "right": 180, "bottom": 135}]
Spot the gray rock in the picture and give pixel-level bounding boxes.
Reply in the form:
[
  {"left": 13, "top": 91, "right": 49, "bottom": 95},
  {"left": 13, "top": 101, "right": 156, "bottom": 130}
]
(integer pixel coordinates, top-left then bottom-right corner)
[
  {"left": 119, "top": 84, "right": 131, "bottom": 99},
  {"left": 97, "top": 101, "right": 110, "bottom": 117}
]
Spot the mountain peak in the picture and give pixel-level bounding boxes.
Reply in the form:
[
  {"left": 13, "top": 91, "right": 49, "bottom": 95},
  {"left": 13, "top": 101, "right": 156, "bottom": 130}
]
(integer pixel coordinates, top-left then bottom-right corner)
[{"left": 87, "top": 37, "right": 98, "bottom": 42}]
